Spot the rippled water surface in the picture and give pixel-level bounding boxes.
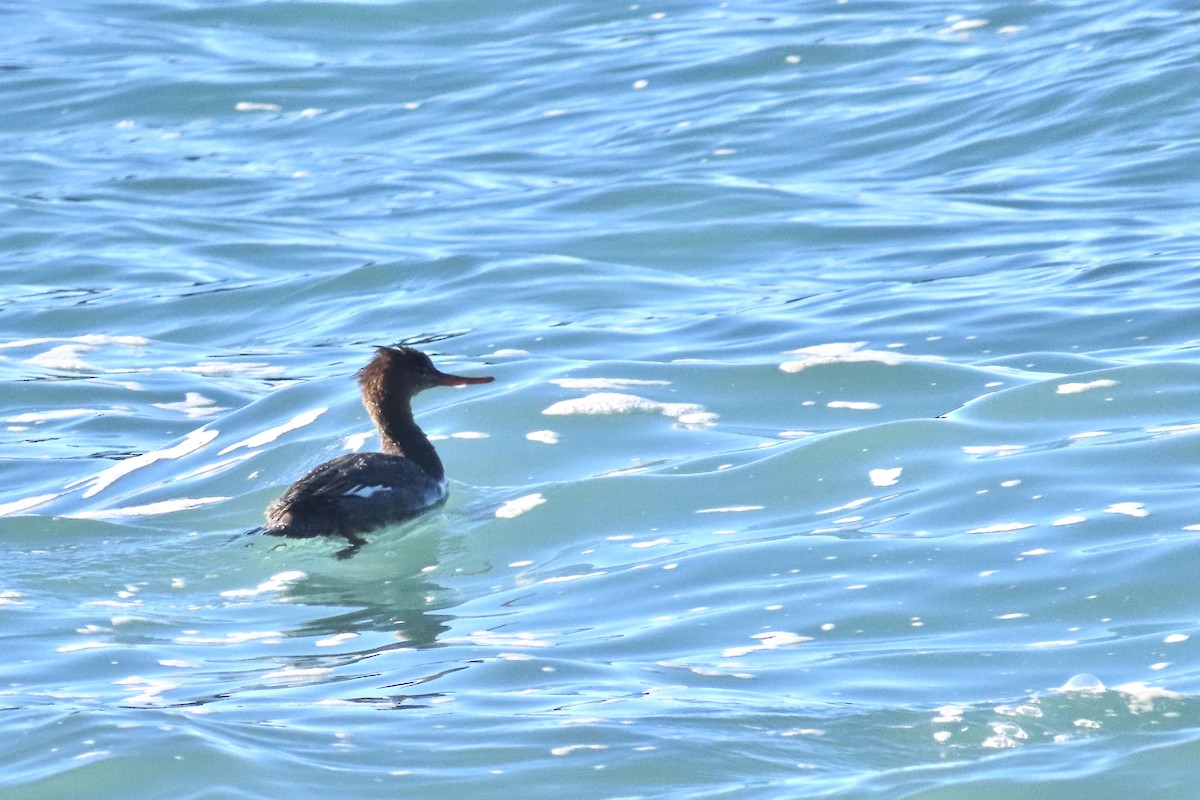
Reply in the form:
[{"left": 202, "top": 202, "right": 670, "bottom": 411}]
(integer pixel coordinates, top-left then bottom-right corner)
[{"left": 4, "top": 1, "right": 1200, "bottom": 797}]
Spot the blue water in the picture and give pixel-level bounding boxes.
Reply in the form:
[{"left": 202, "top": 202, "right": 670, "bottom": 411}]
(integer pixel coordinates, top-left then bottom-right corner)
[{"left": 4, "top": 1, "right": 1200, "bottom": 797}]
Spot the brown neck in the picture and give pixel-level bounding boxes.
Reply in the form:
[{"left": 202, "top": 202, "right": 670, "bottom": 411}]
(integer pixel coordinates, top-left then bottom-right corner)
[{"left": 363, "top": 391, "right": 445, "bottom": 480}]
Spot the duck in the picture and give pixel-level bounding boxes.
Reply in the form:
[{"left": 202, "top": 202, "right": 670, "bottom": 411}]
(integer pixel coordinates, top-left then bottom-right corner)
[{"left": 257, "top": 346, "right": 493, "bottom": 557}]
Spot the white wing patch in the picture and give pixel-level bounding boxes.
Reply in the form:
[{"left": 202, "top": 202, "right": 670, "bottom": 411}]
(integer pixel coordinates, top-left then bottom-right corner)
[{"left": 344, "top": 484, "right": 390, "bottom": 499}]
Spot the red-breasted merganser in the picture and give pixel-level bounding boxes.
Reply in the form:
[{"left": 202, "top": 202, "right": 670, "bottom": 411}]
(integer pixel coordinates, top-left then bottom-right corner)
[{"left": 258, "top": 346, "right": 493, "bottom": 557}]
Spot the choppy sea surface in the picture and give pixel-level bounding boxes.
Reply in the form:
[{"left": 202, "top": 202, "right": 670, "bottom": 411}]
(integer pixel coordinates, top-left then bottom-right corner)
[{"left": 4, "top": 1, "right": 1200, "bottom": 797}]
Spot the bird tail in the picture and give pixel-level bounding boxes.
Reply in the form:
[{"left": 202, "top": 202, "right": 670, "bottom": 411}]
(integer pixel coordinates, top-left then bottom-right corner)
[{"left": 232, "top": 526, "right": 266, "bottom": 542}]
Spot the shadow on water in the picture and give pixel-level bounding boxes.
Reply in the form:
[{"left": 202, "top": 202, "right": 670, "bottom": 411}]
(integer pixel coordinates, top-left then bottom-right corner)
[
  {"left": 75, "top": 520, "right": 493, "bottom": 714},
  {"left": 282, "top": 574, "right": 455, "bottom": 649},
  {"left": 241, "top": 516, "right": 470, "bottom": 649}
]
